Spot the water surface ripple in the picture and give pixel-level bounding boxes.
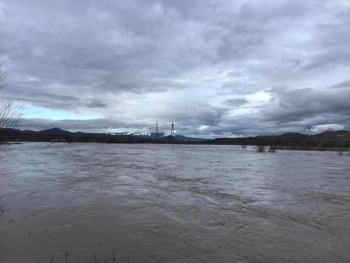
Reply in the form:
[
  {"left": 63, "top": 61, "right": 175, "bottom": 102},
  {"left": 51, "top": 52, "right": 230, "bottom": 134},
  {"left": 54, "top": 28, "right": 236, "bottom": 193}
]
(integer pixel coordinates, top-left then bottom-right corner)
[{"left": 1, "top": 143, "right": 350, "bottom": 262}]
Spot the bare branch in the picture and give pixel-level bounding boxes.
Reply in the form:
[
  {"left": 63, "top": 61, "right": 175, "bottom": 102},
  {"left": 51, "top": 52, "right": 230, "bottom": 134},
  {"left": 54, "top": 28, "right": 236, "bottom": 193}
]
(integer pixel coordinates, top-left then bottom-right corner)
[
  {"left": 49, "top": 250, "right": 55, "bottom": 263},
  {"left": 305, "top": 125, "right": 312, "bottom": 136},
  {"left": 0, "top": 60, "right": 8, "bottom": 90},
  {"left": 0, "top": 97, "right": 24, "bottom": 131},
  {"left": 0, "top": 38, "right": 25, "bottom": 152}
]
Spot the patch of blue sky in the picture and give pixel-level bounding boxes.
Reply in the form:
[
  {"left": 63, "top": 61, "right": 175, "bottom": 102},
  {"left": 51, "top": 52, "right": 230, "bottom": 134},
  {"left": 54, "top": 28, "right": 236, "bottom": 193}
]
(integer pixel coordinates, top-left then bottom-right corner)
[{"left": 25, "top": 105, "right": 99, "bottom": 120}]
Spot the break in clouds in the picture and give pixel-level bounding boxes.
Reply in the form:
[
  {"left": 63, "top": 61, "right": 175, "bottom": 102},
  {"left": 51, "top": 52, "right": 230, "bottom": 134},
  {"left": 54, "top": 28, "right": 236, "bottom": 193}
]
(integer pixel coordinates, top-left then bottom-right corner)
[{"left": 0, "top": 0, "right": 349, "bottom": 137}]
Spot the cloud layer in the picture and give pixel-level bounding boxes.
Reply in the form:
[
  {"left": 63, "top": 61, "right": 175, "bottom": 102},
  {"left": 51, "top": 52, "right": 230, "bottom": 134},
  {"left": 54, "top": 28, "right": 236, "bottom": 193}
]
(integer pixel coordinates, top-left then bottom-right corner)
[{"left": 1, "top": 0, "right": 349, "bottom": 137}]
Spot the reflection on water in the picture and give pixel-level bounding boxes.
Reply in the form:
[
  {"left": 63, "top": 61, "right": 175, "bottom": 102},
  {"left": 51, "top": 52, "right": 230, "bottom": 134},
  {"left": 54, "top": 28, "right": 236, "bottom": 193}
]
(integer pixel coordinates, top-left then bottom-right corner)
[{"left": 1, "top": 143, "right": 350, "bottom": 262}]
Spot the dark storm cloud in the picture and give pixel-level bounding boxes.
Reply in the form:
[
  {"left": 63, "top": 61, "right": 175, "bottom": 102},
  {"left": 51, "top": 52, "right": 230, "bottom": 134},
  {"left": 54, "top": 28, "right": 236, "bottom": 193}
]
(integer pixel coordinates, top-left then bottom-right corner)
[{"left": 1, "top": 0, "right": 349, "bottom": 137}]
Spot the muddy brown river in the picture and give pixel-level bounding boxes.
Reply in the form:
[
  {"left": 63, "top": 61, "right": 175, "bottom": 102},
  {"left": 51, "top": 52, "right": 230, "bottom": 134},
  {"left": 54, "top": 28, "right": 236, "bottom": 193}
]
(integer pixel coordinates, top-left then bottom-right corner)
[{"left": 1, "top": 143, "right": 350, "bottom": 262}]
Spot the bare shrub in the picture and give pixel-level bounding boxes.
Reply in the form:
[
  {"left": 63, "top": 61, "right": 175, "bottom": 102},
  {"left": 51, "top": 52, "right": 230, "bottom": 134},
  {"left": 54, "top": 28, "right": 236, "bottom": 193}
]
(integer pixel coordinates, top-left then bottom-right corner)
[
  {"left": 256, "top": 144, "right": 266, "bottom": 152},
  {"left": 0, "top": 56, "right": 24, "bottom": 156},
  {"left": 106, "top": 133, "right": 113, "bottom": 143},
  {"left": 0, "top": 97, "right": 23, "bottom": 131},
  {"left": 269, "top": 146, "right": 276, "bottom": 153},
  {"left": 305, "top": 124, "right": 313, "bottom": 136},
  {"left": 1, "top": 60, "right": 24, "bottom": 132}
]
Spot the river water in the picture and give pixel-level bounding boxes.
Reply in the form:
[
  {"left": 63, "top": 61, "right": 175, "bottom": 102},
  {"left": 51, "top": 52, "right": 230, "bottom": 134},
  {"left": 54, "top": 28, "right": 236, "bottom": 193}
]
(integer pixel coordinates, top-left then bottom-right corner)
[{"left": 0, "top": 143, "right": 349, "bottom": 262}]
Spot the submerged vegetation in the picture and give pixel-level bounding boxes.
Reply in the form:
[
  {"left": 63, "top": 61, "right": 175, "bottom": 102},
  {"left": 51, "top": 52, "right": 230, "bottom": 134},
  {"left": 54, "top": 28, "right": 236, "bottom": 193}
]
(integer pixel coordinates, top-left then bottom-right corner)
[
  {"left": 269, "top": 146, "right": 276, "bottom": 153},
  {"left": 255, "top": 144, "right": 266, "bottom": 152},
  {"left": 254, "top": 145, "right": 276, "bottom": 153}
]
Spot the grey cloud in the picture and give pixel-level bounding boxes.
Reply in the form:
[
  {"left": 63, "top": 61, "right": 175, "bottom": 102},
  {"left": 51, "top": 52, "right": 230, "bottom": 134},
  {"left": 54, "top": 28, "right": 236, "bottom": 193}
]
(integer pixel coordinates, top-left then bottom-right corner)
[
  {"left": 303, "top": 48, "right": 350, "bottom": 71},
  {"left": 218, "top": 82, "right": 261, "bottom": 95},
  {"left": 0, "top": 84, "right": 80, "bottom": 109},
  {"left": 283, "top": 58, "right": 302, "bottom": 66},
  {"left": 262, "top": 88, "right": 350, "bottom": 123},
  {"left": 223, "top": 98, "right": 248, "bottom": 106},
  {"left": 85, "top": 100, "right": 108, "bottom": 108},
  {"left": 328, "top": 80, "right": 350, "bottom": 89},
  {"left": 216, "top": 33, "right": 265, "bottom": 62},
  {"left": 156, "top": 102, "right": 228, "bottom": 128},
  {"left": 275, "top": 0, "right": 320, "bottom": 19},
  {"left": 1, "top": 0, "right": 350, "bottom": 137},
  {"left": 303, "top": 9, "right": 350, "bottom": 70}
]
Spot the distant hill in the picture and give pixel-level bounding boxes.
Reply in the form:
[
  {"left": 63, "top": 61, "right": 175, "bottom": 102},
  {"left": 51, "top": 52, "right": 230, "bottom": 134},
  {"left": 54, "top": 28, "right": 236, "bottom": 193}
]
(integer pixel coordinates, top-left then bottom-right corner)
[
  {"left": 2, "top": 128, "right": 208, "bottom": 142},
  {"left": 313, "top": 130, "right": 349, "bottom": 137},
  {"left": 37, "top": 127, "right": 74, "bottom": 136},
  {"left": 4, "top": 128, "right": 347, "bottom": 146},
  {"left": 256, "top": 132, "right": 306, "bottom": 139},
  {"left": 278, "top": 132, "right": 306, "bottom": 138}
]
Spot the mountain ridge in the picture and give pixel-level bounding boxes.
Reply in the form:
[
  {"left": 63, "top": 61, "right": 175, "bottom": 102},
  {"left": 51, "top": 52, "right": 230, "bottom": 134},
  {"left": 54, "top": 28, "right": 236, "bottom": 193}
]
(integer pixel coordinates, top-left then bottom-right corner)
[{"left": 3, "top": 127, "right": 315, "bottom": 140}]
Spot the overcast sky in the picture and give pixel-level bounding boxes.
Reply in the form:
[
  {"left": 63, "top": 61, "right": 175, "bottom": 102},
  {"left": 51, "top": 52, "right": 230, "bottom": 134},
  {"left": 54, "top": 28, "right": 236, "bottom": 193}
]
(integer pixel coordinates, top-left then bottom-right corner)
[{"left": 1, "top": 0, "right": 349, "bottom": 138}]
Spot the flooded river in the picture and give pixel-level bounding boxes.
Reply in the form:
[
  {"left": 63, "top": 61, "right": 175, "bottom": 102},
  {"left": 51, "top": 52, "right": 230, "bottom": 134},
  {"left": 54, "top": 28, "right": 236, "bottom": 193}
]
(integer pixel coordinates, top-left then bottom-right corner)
[{"left": 1, "top": 143, "right": 350, "bottom": 262}]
